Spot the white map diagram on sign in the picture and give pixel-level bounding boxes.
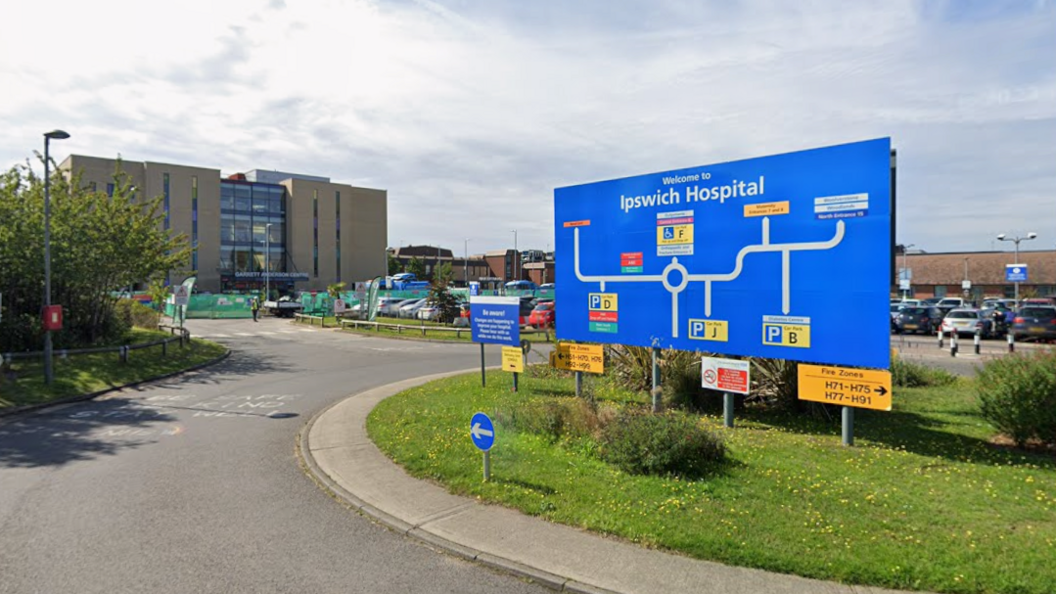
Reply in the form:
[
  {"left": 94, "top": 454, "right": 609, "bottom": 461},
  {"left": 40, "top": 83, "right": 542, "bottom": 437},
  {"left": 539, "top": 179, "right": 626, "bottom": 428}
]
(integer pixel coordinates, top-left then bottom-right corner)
[{"left": 573, "top": 216, "right": 846, "bottom": 337}]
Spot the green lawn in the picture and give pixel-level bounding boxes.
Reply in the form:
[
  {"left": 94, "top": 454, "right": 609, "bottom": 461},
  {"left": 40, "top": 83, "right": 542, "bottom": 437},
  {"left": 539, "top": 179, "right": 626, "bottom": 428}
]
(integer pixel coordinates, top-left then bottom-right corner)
[
  {"left": 0, "top": 329, "right": 227, "bottom": 409},
  {"left": 368, "top": 368, "right": 1056, "bottom": 594}
]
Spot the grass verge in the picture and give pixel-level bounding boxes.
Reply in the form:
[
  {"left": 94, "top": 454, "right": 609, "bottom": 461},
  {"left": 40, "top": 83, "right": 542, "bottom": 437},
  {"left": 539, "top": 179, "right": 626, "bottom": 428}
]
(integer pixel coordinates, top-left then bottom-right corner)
[
  {"left": 367, "top": 368, "right": 1056, "bottom": 594},
  {"left": 308, "top": 316, "right": 556, "bottom": 343},
  {"left": 0, "top": 329, "right": 226, "bottom": 409}
]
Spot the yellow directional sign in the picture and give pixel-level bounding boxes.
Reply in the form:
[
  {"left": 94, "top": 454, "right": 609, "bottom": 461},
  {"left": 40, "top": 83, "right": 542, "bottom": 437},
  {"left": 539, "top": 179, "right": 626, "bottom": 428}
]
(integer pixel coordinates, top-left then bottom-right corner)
[
  {"left": 502, "top": 346, "right": 524, "bottom": 373},
  {"left": 797, "top": 364, "right": 892, "bottom": 411},
  {"left": 550, "top": 343, "right": 604, "bottom": 374}
]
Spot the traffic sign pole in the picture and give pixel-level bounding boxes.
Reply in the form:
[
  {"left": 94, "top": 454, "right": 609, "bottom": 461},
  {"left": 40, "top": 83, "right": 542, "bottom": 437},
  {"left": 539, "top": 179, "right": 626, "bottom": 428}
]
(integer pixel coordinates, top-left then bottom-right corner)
[
  {"left": 842, "top": 406, "right": 854, "bottom": 446},
  {"left": 723, "top": 393, "right": 735, "bottom": 428},
  {"left": 480, "top": 344, "right": 486, "bottom": 387},
  {"left": 651, "top": 347, "right": 661, "bottom": 412},
  {"left": 575, "top": 371, "right": 582, "bottom": 398}
]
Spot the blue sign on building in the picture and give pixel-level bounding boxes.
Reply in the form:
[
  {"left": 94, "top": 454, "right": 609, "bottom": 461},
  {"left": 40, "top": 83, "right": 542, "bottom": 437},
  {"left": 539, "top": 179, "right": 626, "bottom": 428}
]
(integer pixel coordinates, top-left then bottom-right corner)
[
  {"left": 470, "top": 296, "right": 521, "bottom": 347},
  {"left": 554, "top": 138, "right": 892, "bottom": 369},
  {"left": 1006, "top": 265, "right": 1028, "bottom": 282}
]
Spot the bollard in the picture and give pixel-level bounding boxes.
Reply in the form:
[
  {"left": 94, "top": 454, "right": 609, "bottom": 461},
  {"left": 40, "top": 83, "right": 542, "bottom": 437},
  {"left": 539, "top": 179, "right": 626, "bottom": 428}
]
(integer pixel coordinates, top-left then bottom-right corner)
[
  {"left": 937, "top": 328, "right": 944, "bottom": 349},
  {"left": 120, "top": 346, "right": 129, "bottom": 364},
  {"left": 1008, "top": 332, "right": 1015, "bottom": 353},
  {"left": 950, "top": 331, "right": 958, "bottom": 357},
  {"left": 974, "top": 330, "right": 981, "bottom": 355},
  {"left": 162, "top": 340, "right": 168, "bottom": 356}
]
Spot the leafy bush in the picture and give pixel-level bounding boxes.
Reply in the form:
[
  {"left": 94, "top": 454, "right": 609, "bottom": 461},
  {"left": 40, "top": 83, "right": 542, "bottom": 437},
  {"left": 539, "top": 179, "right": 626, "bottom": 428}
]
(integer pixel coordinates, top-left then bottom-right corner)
[
  {"left": 977, "top": 351, "right": 1056, "bottom": 447},
  {"left": 891, "top": 357, "right": 956, "bottom": 388},
  {"left": 750, "top": 357, "right": 800, "bottom": 412},
  {"left": 114, "top": 299, "right": 161, "bottom": 330},
  {"left": 499, "top": 397, "right": 610, "bottom": 442},
  {"left": 599, "top": 410, "right": 725, "bottom": 478}
]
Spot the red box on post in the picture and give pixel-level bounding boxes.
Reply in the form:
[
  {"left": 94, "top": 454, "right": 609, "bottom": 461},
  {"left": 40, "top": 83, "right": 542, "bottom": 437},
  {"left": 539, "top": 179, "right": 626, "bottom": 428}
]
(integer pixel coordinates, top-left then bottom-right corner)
[{"left": 43, "top": 305, "right": 63, "bottom": 331}]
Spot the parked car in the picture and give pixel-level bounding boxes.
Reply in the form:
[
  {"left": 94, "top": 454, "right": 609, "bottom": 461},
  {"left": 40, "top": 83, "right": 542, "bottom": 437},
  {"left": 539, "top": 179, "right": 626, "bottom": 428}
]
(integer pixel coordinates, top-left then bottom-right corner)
[
  {"left": 378, "top": 297, "right": 413, "bottom": 317},
  {"left": 397, "top": 298, "right": 428, "bottom": 319},
  {"left": 1011, "top": 306, "right": 1056, "bottom": 341},
  {"left": 940, "top": 308, "right": 994, "bottom": 338},
  {"left": 982, "top": 298, "right": 1018, "bottom": 310},
  {"left": 890, "top": 304, "right": 904, "bottom": 332},
  {"left": 539, "top": 283, "right": 555, "bottom": 291},
  {"left": 528, "top": 301, "right": 555, "bottom": 329},
  {"left": 894, "top": 306, "right": 935, "bottom": 335},
  {"left": 937, "top": 297, "right": 965, "bottom": 308}
]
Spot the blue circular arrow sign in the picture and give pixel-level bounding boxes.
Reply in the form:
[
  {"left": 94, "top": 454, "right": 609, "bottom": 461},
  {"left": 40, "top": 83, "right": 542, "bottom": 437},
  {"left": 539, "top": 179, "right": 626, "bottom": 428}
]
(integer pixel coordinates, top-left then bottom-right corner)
[{"left": 470, "top": 412, "right": 495, "bottom": 451}]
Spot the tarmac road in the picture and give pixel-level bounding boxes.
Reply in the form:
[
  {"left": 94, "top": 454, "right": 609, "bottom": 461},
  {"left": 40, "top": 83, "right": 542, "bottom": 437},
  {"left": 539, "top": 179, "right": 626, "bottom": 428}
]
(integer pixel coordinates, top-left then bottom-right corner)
[{"left": 0, "top": 317, "right": 551, "bottom": 594}]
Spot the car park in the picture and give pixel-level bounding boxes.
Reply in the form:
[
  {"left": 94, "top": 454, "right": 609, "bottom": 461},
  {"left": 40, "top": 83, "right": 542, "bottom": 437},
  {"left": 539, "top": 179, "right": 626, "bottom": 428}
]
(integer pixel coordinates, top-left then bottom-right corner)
[
  {"left": 1011, "top": 306, "right": 1056, "bottom": 341},
  {"left": 940, "top": 308, "right": 994, "bottom": 338}
]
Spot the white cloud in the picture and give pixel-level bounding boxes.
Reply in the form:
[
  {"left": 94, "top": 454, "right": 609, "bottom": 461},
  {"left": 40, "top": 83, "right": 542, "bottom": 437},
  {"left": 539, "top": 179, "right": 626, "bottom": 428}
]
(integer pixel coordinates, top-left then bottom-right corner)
[{"left": 2, "top": 0, "right": 1053, "bottom": 255}]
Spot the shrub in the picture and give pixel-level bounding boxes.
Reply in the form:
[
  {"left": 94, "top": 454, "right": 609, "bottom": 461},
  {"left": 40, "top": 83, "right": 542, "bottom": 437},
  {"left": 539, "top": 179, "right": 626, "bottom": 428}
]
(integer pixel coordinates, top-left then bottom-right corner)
[
  {"left": 976, "top": 350, "right": 1056, "bottom": 447},
  {"left": 114, "top": 298, "right": 161, "bottom": 330},
  {"left": 499, "top": 397, "right": 610, "bottom": 442},
  {"left": 599, "top": 409, "right": 725, "bottom": 478},
  {"left": 750, "top": 357, "right": 800, "bottom": 412},
  {"left": 891, "top": 357, "right": 957, "bottom": 388}
]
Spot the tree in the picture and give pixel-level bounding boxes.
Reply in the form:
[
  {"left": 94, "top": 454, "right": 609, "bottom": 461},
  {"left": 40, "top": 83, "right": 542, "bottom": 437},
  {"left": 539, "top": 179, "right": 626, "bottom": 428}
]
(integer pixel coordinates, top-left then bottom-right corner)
[
  {"left": 0, "top": 157, "right": 190, "bottom": 351},
  {"left": 427, "top": 261, "right": 460, "bottom": 323},
  {"left": 407, "top": 256, "right": 425, "bottom": 279},
  {"left": 387, "top": 253, "right": 401, "bottom": 275}
]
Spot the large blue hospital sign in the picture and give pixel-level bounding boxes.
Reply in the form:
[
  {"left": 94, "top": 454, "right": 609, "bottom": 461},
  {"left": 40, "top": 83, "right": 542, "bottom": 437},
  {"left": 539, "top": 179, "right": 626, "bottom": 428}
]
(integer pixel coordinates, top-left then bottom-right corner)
[
  {"left": 1006, "top": 265, "right": 1028, "bottom": 282},
  {"left": 470, "top": 296, "right": 520, "bottom": 347},
  {"left": 554, "top": 138, "right": 892, "bottom": 369}
]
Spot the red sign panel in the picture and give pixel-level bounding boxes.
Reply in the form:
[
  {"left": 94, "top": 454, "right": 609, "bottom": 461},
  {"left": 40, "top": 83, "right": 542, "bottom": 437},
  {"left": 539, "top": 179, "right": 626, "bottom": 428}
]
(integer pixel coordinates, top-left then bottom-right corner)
[
  {"left": 717, "top": 368, "right": 748, "bottom": 393},
  {"left": 620, "top": 252, "right": 643, "bottom": 266},
  {"left": 42, "top": 305, "right": 63, "bottom": 331},
  {"left": 588, "top": 311, "right": 618, "bottom": 322}
]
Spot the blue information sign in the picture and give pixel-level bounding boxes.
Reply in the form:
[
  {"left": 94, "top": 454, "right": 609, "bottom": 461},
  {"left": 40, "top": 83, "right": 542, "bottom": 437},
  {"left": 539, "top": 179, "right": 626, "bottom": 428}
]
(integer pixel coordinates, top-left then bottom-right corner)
[
  {"left": 554, "top": 138, "right": 892, "bottom": 369},
  {"left": 470, "top": 412, "right": 495, "bottom": 451},
  {"left": 470, "top": 296, "right": 520, "bottom": 347},
  {"left": 1006, "top": 265, "right": 1028, "bottom": 282}
]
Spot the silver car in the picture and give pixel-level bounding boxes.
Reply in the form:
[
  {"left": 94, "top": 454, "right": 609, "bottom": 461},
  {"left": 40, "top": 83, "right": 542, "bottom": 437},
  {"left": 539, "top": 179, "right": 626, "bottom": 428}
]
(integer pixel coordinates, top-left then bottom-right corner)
[
  {"left": 940, "top": 308, "right": 994, "bottom": 338},
  {"left": 397, "top": 298, "right": 428, "bottom": 319}
]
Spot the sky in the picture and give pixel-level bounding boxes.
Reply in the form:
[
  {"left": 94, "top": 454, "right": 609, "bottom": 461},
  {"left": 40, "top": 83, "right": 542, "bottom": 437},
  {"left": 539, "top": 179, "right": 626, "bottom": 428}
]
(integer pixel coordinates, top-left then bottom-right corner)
[{"left": 2, "top": 0, "right": 1054, "bottom": 256}]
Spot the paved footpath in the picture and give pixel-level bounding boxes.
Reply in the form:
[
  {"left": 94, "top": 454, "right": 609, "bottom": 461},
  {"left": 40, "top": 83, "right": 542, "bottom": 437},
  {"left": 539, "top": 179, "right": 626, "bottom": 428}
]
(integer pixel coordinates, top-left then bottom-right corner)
[{"left": 301, "top": 371, "right": 922, "bottom": 594}]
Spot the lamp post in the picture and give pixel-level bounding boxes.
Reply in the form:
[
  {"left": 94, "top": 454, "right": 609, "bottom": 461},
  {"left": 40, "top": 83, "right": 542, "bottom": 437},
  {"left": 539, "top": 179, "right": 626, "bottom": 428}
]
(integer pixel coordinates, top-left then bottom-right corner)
[
  {"left": 42, "top": 129, "right": 70, "bottom": 385},
  {"left": 264, "top": 223, "right": 272, "bottom": 301},
  {"left": 997, "top": 232, "right": 1037, "bottom": 304},
  {"left": 464, "top": 238, "right": 469, "bottom": 285},
  {"left": 901, "top": 243, "right": 915, "bottom": 300},
  {"left": 511, "top": 230, "right": 518, "bottom": 282}
]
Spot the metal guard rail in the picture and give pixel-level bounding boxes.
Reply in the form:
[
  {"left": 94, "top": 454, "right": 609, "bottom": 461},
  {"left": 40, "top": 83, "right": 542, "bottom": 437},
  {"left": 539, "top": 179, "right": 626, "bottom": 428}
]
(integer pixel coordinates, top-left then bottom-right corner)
[{"left": 2, "top": 324, "right": 192, "bottom": 363}]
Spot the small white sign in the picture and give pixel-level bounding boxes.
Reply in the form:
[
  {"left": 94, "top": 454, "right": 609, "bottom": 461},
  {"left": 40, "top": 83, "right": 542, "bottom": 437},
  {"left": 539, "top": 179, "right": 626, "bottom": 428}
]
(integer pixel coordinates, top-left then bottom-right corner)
[
  {"left": 899, "top": 279, "right": 910, "bottom": 290},
  {"left": 961, "top": 280, "right": 971, "bottom": 290},
  {"left": 174, "top": 285, "right": 190, "bottom": 306},
  {"left": 334, "top": 299, "right": 346, "bottom": 314},
  {"left": 701, "top": 357, "right": 751, "bottom": 395}
]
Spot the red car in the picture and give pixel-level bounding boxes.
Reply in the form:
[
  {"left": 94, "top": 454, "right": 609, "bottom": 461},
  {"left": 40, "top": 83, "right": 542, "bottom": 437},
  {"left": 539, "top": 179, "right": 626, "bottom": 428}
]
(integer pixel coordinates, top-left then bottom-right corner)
[{"left": 528, "top": 302, "right": 555, "bottom": 329}]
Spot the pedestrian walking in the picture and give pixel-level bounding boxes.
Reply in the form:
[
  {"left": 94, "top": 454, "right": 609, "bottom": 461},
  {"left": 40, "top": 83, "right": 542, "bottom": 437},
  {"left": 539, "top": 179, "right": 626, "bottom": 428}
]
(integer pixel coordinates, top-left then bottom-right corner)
[{"left": 251, "top": 297, "right": 260, "bottom": 322}]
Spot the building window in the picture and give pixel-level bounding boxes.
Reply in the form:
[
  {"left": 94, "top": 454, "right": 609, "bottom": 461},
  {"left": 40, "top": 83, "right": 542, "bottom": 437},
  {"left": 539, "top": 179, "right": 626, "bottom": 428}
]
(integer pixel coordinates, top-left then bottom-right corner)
[
  {"left": 106, "top": 182, "right": 114, "bottom": 197},
  {"left": 313, "top": 190, "right": 319, "bottom": 277}
]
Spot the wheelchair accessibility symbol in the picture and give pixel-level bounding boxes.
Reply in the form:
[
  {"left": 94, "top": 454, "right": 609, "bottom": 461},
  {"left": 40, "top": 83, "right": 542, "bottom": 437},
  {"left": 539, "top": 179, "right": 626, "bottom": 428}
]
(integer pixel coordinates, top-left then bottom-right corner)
[{"left": 663, "top": 226, "right": 674, "bottom": 240}]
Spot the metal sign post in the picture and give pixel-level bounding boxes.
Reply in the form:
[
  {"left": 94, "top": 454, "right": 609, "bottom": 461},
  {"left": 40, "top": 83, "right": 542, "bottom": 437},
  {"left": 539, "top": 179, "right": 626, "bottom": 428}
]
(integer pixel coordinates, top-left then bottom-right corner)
[{"left": 470, "top": 412, "right": 495, "bottom": 482}]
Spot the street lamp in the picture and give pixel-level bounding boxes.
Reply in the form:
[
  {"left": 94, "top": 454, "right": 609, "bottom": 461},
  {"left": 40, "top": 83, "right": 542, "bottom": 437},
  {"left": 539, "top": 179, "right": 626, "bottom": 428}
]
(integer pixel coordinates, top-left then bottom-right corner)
[
  {"left": 42, "top": 129, "right": 70, "bottom": 385},
  {"left": 997, "top": 232, "right": 1037, "bottom": 304},
  {"left": 511, "top": 230, "right": 518, "bottom": 282},
  {"left": 900, "top": 243, "right": 915, "bottom": 300},
  {"left": 464, "top": 238, "right": 469, "bottom": 285},
  {"left": 264, "top": 223, "right": 273, "bottom": 301}
]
